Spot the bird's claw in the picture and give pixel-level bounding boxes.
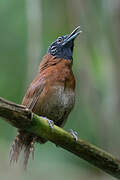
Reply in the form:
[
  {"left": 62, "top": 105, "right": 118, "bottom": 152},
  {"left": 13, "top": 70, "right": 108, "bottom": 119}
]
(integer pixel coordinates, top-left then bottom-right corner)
[
  {"left": 68, "top": 129, "right": 78, "bottom": 141},
  {"left": 47, "top": 119, "right": 54, "bottom": 129},
  {"left": 41, "top": 116, "right": 54, "bottom": 129}
]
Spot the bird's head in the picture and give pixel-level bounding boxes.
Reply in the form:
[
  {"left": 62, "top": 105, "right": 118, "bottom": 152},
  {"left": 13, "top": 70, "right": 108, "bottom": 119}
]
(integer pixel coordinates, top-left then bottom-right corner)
[{"left": 47, "top": 26, "right": 82, "bottom": 61}]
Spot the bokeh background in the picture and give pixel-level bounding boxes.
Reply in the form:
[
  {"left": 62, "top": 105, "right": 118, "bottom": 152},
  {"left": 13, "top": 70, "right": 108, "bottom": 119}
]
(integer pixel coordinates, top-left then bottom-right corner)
[{"left": 0, "top": 0, "right": 120, "bottom": 179}]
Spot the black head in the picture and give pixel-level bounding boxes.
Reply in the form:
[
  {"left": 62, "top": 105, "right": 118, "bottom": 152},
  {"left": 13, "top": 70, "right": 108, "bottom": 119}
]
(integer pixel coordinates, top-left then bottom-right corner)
[{"left": 47, "top": 26, "right": 81, "bottom": 61}]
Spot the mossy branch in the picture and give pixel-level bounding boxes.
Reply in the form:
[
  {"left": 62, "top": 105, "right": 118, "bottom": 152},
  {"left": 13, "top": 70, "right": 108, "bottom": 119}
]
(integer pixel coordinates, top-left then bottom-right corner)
[{"left": 0, "top": 97, "right": 120, "bottom": 179}]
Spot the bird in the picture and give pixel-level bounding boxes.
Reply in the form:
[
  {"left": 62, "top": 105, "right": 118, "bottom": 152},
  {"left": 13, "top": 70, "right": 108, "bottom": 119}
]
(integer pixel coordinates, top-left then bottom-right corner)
[{"left": 10, "top": 26, "right": 81, "bottom": 169}]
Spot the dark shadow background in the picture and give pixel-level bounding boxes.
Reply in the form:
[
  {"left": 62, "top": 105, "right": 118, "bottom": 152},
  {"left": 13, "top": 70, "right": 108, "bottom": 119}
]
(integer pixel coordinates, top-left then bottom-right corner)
[{"left": 0, "top": 0, "right": 120, "bottom": 179}]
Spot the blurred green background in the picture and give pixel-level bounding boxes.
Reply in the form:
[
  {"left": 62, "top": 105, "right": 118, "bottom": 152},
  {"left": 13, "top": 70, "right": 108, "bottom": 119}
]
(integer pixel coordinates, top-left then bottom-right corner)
[{"left": 0, "top": 0, "right": 120, "bottom": 179}]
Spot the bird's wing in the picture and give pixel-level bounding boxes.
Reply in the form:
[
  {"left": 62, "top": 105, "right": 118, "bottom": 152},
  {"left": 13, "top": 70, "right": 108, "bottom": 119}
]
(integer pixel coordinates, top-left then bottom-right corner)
[{"left": 22, "top": 78, "right": 44, "bottom": 110}]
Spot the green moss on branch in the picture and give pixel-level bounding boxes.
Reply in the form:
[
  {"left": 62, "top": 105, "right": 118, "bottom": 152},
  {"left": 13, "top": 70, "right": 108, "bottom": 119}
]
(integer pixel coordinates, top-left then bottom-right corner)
[{"left": 0, "top": 97, "right": 120, "bottom": 179}]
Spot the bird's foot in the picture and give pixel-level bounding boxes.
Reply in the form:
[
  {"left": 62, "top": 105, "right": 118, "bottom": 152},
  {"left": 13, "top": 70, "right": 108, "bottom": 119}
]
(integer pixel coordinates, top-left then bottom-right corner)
[
  {"left": 41, "top": 117, "right": 54, "bottom": 129},
  {"left": 68, "top": 129, "right": 78, "bottom": 141},
  {"left": 47, "top": 119, "right": 54, "bottom": 129}
]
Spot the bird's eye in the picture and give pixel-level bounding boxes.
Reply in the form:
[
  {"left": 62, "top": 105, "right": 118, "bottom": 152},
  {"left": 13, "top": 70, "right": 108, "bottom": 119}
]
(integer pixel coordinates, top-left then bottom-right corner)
[{"left": 57, "top": 37, "right": 63, "bottom": 44}]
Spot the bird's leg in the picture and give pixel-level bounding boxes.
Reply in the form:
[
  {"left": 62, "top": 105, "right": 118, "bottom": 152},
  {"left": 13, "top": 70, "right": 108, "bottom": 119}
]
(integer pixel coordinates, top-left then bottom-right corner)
[
  {"left": 41, "top": 116, "right": 54, "bottom": 129},
  {"left": 68, "top": 129, "right": 78, "bottom": 141}
]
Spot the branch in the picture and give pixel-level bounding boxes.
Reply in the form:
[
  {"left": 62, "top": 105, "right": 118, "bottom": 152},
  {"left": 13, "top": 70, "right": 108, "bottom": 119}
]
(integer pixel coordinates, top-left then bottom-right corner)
[{"left": 0, "top": 97, "right": 120, "bottom": 179}]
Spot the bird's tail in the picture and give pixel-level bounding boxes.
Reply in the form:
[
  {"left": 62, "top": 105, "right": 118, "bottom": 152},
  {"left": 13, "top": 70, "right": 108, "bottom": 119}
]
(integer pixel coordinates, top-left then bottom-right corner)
[{"left": 10, "top": 130, "right": 35, "bottom": 169}]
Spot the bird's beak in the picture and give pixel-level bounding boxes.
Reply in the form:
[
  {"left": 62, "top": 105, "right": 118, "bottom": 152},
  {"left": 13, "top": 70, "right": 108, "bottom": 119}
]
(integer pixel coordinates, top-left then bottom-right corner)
[{"left": 62, "top": 26, "right": 82, "bottom": 46}]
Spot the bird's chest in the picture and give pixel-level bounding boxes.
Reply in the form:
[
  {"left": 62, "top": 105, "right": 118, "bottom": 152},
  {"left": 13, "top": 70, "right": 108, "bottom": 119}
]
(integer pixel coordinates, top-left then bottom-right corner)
[
  {"left": 36, "top": 85, "right": 75, "bottom": 125},
  {"left": 48, "top": 86, "right": 75, "bottom": 112}
]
